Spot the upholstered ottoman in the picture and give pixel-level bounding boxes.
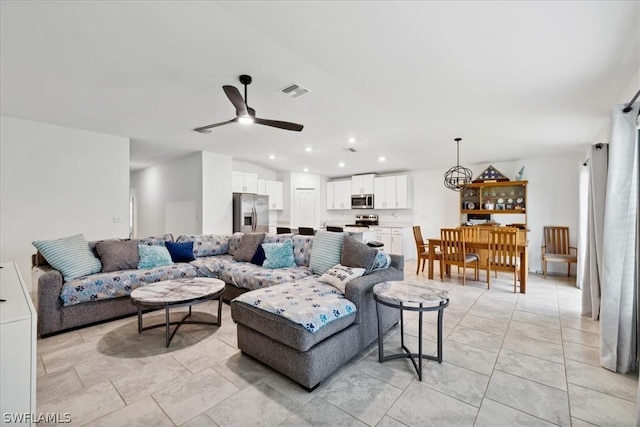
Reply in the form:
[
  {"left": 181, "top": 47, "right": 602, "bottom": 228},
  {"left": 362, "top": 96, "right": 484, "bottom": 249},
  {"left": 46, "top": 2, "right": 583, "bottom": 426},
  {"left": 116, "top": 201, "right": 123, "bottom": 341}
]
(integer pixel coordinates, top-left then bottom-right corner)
[{"left": 231, "top": 275, "right": 401, "bottom": 390}]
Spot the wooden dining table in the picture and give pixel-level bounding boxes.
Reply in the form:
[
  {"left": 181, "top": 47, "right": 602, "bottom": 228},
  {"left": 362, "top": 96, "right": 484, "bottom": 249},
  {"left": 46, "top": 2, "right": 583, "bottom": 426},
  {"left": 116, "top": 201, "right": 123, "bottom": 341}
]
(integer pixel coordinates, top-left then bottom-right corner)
[{"left": 427, "top": 238, "right": 529, "bottom": 293}]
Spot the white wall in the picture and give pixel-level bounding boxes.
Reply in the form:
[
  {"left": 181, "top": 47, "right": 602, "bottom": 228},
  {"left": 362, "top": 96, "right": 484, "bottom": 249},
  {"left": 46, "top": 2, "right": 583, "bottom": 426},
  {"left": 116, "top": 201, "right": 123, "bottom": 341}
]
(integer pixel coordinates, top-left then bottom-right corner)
[
  {"left": 232, "top": 160, "right": 277, "bottom": 180},
  {"left": 0, "top": 116, "right": 130, "bottom": 287},
  {"left": 131, "top": 153, "right": 203, "bottom": 237},
  {"left": 202, "top": 151, "right": 233, "bottom": 234},
  {"left": 131, "top": 151, "right": 234, "bottom": 238}
]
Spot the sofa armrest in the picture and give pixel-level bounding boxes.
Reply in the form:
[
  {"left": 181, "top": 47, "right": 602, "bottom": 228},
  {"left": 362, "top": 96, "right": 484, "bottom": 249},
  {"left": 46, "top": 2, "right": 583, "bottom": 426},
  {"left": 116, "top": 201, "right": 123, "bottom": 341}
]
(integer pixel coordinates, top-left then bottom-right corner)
[
  {"left": 36, "top": 266, "right": 64, "bottom": 335},
  {"left": 345, "top": 255, "right": 404, "bottom": 325}
]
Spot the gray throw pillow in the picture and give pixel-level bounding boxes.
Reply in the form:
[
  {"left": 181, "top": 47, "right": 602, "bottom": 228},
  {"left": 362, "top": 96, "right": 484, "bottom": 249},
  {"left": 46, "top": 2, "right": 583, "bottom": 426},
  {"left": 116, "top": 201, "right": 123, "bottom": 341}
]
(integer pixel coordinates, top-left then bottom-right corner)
[
  {"left": 233, "top": 233, "right": 266, "bottom": 262},
  {"left": 341, "top": 235, "right": 378, "bottom": 274},
  {"left": 96, "top": 240, "right": 140, "bottom": 272}
]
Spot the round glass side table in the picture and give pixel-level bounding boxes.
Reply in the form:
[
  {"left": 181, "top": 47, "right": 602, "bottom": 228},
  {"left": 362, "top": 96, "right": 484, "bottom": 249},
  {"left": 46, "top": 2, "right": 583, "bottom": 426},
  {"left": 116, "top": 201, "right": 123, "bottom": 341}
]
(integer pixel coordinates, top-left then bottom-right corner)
[{"left": 373, "top": 280, "right": 449, "bottom": 381}]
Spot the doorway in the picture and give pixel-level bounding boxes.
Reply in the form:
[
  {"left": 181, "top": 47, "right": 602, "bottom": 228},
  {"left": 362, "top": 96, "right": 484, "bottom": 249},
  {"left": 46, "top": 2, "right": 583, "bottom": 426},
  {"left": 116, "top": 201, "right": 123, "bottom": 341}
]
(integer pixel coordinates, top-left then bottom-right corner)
[{"left": 294, "top": 188, "right": 316, "bottom": 228}]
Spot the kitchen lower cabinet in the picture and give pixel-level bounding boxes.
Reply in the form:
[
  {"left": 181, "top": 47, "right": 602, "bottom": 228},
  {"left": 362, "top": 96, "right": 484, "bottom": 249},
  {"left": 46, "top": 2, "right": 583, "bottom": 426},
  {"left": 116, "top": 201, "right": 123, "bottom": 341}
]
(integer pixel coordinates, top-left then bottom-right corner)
[{"left": 371, "top": 227, "right": 406, "bottom": 255}]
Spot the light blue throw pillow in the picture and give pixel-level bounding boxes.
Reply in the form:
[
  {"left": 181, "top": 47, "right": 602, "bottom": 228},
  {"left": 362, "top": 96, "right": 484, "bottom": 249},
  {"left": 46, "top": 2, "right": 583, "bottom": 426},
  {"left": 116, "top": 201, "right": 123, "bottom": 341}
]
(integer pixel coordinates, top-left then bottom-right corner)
[
  {"left": 137, "top": 245, "right": 173, "bottom": 269},
  {"left": 32, "top": 234, "right": 102, "bottom": 281},
  {"left": 262, "top": 240, "right": 295, "bottom": 269},
  {"left": 309, "top": 230, "right": 345, "bottom": 275}
]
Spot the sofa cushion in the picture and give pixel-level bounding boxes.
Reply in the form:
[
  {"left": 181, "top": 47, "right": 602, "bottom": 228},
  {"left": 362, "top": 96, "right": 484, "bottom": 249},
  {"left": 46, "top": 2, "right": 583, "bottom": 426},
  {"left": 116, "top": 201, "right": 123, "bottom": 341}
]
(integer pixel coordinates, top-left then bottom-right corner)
[
  {"left": 251, "top": 245, "right": 266, "bottom": 266},
  {"left": 177, "top": 234, "right": 230, "bottom": 257},
  {"left": 96, "top": 240, "right": 139, "bottom": 273},
  {"left": 189, "top": 254, "right": 233, "bottom": 278},
  {"left": 318, "top": 264, "right": 366, "bottom": 293},
  {"left": 234, "top": 233, "right": 266, "bottom": 262},
  {"left": 231, "top": 280, "right": 356, "bottom": 351},
  {"left": 138, "top": 245, "right": 173, "bottom": 269},
  {"left": 217, "top": 258, "right": 315, "bottom": 291},
  {"left": 166, "top": 241, "right": 196, "bottom": 263},
  {"left": 309, "top": 231, "right": 346, "bottom": 275},
  {"left": 138, "top": 234, "right": 174, "bottom": 246},
  {"left": 292, "top": 235, "right": 314, "bottom": 267},
  {"left": 32, "top": 234, "right": 102, "bottom": 281},
  {"left": 60, "top": 263, "right": 198, "bottom": 306},
  {"left": 262, "top": 240, "right": 296, "bottom": 269},
  {"left": 341, "top": 236, "right": 378, "bottom": 274},
  {"left": 227, "top": 232, "right": 244, "bottom": 256}
]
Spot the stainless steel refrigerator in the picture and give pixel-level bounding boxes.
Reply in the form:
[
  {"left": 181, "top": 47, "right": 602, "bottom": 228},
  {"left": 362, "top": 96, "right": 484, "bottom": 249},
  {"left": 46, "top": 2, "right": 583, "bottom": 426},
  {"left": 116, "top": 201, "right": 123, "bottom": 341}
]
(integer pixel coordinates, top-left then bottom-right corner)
[{"left": 232, "top": 193, "right": 269, "bottom": 233}]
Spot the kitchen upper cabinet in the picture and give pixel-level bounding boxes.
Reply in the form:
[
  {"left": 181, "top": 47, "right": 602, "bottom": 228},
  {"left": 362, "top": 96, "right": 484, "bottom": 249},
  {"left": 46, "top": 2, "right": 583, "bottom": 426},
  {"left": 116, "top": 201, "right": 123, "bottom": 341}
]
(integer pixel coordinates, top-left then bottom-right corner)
[
  {"left": 257, "top": 179, "right": 267, "bottom": 195},
  {"left": 257, "top": 179, "right": 283, "bottom": 209},
  {"left": 351, "top": 174, "right": 376, "bottom": 195},
  {"left": 326, "top": 180, "right": 351, "bottom": 210},
  {"left": 232, "top": 171, "right": 258, "bottom": 193},
  {"left": 374, "top": 175, "right": 409, "bottom": 209},
  {"left": 265, "top": 180, "right": 283, "bottom": 210}
]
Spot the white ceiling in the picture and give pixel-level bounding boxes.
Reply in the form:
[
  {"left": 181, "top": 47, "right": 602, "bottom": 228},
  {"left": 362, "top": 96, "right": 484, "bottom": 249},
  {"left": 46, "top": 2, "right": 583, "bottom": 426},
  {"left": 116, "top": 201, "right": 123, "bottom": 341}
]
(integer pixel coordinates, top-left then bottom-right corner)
[{"left": 1, "top": 1, "right": 638, "bottom": 178}]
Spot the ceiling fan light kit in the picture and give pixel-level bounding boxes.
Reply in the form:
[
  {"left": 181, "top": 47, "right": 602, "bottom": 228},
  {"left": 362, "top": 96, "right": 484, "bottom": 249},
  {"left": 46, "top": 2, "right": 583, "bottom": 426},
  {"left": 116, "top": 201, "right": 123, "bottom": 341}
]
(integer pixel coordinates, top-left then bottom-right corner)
[
  {"left": 192, "top": 74, "right": 303, "bottom": 134},
  {"left": 444, "top": 137, "right": 473, "bottom": 191}
]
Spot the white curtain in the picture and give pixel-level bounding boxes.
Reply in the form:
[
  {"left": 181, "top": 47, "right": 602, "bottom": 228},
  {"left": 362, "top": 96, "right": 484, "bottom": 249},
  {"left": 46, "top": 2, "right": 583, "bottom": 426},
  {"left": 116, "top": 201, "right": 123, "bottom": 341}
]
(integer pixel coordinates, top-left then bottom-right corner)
[
  {"left": 579, "top": 144, "right": 608, "bottom": 319},
  {"left": 600, "top": 103, "right": 639, "bottom": 373}
]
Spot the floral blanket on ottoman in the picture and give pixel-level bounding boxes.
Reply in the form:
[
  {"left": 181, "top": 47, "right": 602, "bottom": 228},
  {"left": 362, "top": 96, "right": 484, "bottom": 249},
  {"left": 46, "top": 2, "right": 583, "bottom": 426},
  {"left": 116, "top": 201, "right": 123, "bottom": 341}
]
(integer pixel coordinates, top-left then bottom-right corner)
[{"left": 233, "top": 279, "right": 356, "bottom": 333}]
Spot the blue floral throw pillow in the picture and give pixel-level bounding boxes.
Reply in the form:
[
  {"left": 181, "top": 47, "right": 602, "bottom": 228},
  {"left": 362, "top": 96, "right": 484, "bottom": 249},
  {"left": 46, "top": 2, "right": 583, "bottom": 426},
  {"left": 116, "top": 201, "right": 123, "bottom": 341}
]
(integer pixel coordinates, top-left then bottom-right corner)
[
  {"left": 262, "top": 240, "right": 295, "bottom": 269},
  {"left": 137, "top": 245, "right": 173, "bottom": 269}
]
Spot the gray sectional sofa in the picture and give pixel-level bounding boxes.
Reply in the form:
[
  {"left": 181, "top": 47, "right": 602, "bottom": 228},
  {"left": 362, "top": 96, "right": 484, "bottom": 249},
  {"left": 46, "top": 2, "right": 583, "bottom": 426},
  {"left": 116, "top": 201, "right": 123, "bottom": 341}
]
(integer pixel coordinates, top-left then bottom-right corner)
[{"left": 34, "top": 231, "right": 404, "bottom": 389}]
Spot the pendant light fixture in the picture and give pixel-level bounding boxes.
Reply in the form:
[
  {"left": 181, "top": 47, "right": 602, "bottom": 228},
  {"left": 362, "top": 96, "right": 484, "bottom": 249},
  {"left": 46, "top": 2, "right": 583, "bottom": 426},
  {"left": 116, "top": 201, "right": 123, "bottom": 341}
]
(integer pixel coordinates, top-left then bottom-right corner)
[{"left": 443, "top": 137, "right": 473, "bottom": 191}]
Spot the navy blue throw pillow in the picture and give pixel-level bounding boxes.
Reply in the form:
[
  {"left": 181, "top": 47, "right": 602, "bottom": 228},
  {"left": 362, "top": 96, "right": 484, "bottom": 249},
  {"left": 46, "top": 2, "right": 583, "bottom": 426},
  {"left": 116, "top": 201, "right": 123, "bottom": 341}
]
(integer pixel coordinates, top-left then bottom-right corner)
[
  {"left": 250, "top": 244, "right": 266, "bottom": 266},
  {"left": 165, "top": 241, "right": 195, "bottom": 263}
]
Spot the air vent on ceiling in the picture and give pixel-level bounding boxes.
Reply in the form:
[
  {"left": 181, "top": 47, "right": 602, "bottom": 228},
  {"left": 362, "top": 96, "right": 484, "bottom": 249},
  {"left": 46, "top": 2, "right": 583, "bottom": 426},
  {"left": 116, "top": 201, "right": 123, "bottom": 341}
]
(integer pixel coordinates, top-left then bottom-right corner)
[
  {"left": 280, "top": 83, "right": 310, "bottom": 98},
  {"left": 343, "top": 147, "right": 357, "bottom": 153}
]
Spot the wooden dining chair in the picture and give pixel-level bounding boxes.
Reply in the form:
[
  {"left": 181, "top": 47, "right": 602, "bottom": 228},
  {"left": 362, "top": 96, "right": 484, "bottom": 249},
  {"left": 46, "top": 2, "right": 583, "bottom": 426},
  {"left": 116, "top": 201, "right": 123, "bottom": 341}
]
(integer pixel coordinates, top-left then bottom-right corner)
[
  {"left": 542, "top": 226, "right": 577, "bottom": 278},
  {"left": 412, "top": 225, "right": 441, "bottom": 275},
  {"left": 487, "top": 228, "right": 520, "bottom": 292},
  {"left": 440, "top": 228, "right": 479, "bottom": 285}
]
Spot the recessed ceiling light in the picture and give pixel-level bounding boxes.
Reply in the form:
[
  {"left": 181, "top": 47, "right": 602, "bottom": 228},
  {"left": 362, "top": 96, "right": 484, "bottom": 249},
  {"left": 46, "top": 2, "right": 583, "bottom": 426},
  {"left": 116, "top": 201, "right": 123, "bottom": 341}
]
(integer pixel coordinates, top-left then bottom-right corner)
[
  {"left": 269, "top": 154, "right": 275, "bottom": 160},
  {"left": 305, "top": 147, "right": 312, "bottom": 152},
  {"left": 303, "top": 167, "right": 309, "bottom": 172},
  {"left": 348, "top": 137, "right": 356, "bottom": 143},
  {"left": 378, "top": 156, "right": 386, "bottom": 162},
  {"left": 338, "top": 162, "right": 345, "bottom": 167}
]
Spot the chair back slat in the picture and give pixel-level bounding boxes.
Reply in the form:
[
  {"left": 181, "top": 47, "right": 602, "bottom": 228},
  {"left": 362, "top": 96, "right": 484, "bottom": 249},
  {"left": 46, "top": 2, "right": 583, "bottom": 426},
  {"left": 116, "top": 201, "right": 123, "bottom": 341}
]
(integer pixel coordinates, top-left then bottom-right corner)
[
  {"left": 413, "top": 225, "right": 425, "bottom": 248},
  {"left": 489, "top": 228, "right": 518, "bottom": 268},
  {"left": 441, "top": 228, "right": 466, "bottom": 262},
  {"left": 543, "top": 226, "right": 571, "bottom": 255},
  {"left": 460, "top": 226, "right": 480, "bottom": 242}
]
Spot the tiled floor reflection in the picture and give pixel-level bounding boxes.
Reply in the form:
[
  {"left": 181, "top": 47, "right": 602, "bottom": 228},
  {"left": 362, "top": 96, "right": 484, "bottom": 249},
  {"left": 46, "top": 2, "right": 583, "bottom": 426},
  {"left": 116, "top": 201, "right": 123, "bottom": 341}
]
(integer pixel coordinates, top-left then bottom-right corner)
[{"left": 35, "top": 263, "right": 637, "bottom": 426}]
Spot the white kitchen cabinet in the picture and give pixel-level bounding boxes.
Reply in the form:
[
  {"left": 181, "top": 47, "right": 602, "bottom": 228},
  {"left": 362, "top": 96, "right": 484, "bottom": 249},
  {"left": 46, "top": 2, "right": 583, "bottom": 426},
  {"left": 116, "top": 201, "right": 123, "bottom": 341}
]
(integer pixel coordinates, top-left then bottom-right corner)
[
  {"left": 265, "top": 180, "right": 283, "bottom": 210},
  {"left": 351, "top": 174, "right": 375, "bottom": 195},
  {"left": 257, "top": 179, "right": 267, "bottom": 195},
  {"left": 371, "top": 227, "right": 406, "bottom": 255},
  {"left": 1, "top": 262, "right": 36, "bottom": 426},
  {"left": 374, "top": 174, "right": 410, "bottom": 209},
  {"left": 326, "top": 180, "right": 351, "bottom": 210},
  {"left": 232, "top": 171, "right": 258, "bottom": 193}
]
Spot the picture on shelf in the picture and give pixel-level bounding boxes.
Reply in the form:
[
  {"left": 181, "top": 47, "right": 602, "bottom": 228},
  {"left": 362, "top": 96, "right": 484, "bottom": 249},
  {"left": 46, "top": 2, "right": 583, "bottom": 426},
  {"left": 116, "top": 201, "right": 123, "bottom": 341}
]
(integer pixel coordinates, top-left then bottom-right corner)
[{"left": 496, "top": 203, "right": 506, "bottom": 210}]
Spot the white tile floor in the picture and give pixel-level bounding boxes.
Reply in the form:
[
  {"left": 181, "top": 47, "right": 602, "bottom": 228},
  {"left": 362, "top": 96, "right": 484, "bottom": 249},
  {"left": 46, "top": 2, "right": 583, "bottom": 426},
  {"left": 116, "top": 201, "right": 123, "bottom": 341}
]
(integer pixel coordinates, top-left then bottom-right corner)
[{"left": 35, "top": 262, "right": 638, "bottom": 426}]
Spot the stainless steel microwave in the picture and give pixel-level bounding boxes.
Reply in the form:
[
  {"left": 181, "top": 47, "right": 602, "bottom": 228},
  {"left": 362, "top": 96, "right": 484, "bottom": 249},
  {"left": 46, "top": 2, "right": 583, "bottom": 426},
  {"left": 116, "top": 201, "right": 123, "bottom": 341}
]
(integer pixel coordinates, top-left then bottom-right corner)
[{"left": 351, "top": 194, "right": 374, "bottom": 209}]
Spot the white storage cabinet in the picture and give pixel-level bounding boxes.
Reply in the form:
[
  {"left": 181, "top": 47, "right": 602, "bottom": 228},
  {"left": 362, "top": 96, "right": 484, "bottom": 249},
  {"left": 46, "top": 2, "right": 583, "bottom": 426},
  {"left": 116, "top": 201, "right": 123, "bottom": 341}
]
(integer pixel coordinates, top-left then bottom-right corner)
[
  {"left": 232, "top": 171, "right": 259, "bottom": 193},
  {"left": 326, "top": 180, "right": 351, "bottom": 210},
  {"left": 0, "top": 262, "right": 36, "bottom": 426}
]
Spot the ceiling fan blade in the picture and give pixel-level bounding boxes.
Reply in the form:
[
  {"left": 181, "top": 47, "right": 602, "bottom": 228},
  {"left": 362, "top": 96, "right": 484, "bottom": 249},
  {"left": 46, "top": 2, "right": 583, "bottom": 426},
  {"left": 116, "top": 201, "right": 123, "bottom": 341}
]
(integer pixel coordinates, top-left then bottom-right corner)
[
  {"left": 192, "top": 118, "right": 238, "bottom": 133},
  {"left": 253, "top": 117, "right": 304, "bottom": 132},
  {"left": 223, "top": 85, "right": 248, "bottom": 116}
]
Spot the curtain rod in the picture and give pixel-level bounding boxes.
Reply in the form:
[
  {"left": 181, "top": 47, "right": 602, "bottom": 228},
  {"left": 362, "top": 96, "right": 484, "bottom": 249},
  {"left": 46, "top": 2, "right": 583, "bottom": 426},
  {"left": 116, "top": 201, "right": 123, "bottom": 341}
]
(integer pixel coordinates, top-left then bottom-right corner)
[{"left": 622, "top": 89, "right": 640, "bottom": 113}]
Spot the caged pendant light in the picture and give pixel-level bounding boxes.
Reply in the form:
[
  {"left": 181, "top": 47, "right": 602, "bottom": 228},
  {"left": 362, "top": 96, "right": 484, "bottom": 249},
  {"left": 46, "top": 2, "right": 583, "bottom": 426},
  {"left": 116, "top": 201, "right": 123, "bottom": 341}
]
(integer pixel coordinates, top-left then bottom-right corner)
[{"left": 443, "top": 137, "right": 473, "bottom": 191}]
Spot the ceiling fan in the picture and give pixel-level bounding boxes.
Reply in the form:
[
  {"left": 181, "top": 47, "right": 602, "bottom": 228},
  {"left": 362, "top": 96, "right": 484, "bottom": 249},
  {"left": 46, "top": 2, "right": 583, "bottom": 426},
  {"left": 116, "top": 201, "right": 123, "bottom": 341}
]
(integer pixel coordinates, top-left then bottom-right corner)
[{"left": 193, "top": 75, "right": 304, "bottom": 134}]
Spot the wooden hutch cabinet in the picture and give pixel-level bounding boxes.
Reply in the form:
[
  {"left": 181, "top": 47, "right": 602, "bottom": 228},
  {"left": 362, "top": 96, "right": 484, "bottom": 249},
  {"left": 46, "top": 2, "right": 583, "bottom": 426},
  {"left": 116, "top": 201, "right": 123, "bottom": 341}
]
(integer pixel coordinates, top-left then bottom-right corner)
[{"left": 460, "top": 180, "right": 528, "bottom": 248}]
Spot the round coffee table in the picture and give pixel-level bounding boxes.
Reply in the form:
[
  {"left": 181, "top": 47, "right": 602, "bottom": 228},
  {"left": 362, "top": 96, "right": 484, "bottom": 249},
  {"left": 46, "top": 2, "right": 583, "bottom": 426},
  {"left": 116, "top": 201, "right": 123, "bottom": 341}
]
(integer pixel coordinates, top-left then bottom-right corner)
[
  {"left": 373, "top": 280, "right": 449, "bottom": 381},
  {"left": 130, "top": 277, "right": 225, "bottom": 347}
]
